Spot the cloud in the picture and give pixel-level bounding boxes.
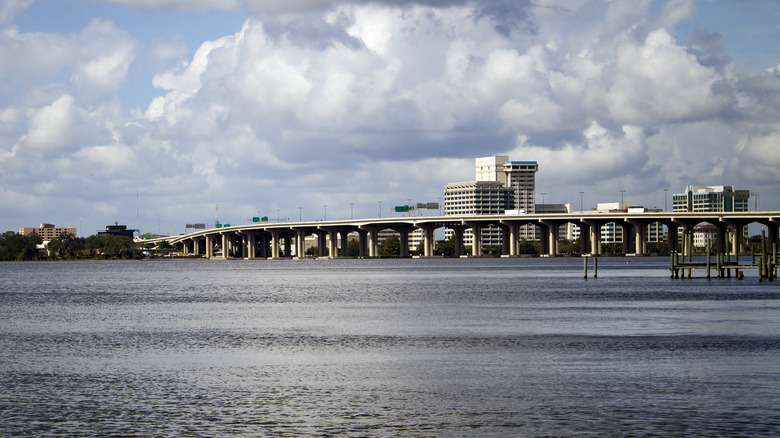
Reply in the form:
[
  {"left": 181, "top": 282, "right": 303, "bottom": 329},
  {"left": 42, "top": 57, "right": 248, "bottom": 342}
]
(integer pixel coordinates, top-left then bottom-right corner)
[{"left": 2, "top": 0, "right": 780, "bottom": 235}]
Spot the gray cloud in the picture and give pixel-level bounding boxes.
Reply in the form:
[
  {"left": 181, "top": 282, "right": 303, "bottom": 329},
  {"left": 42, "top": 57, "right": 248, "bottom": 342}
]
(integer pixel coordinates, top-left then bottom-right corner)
[{"left": 1, "top": 0, "right": 779, "bottom": 235}]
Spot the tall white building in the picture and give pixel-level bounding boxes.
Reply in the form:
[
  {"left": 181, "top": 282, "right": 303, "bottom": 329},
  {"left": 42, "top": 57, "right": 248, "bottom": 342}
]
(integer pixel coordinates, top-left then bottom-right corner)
[{"left": 444, "top": 156, "right": 538, "bottom": 249}]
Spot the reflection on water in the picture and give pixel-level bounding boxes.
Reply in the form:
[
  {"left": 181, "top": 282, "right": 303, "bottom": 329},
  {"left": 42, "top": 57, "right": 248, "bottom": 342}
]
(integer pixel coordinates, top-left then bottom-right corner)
[{"left": 1, "top": 258, "right": 779, "bottom": 436}]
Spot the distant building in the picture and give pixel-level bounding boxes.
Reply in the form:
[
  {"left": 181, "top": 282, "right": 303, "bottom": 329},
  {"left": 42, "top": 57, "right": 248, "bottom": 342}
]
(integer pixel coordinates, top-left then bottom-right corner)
[
  {"left": 18, "top": 223, "right": 76, "bottom": 241},
  {"left": 98, "top": 224, "right": 134, "bottom": 238},
  {"left": 445, "top": 156, "right": 538, "bottom": 248},
  {"left": 673, "top": 185, "right": 750, "bottom": 212},
  {"left": 571, "top": 203, "right": 665, "bottom": 244}
]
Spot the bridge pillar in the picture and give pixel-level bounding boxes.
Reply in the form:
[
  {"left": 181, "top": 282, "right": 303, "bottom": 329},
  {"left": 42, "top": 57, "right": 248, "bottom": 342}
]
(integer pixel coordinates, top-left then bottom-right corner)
[
  {"left": 583, "top": 221, "right": 601, "bottom": 256},
  {"left": 220, "top": 233, "right": 229, "bottom": 259},
  {"left": 667, "top": 224, "right": 679, "bottom": 254},
  {"left": 417, "top": 225, "right": 436, "bottom": 257},
  {"left": 620, "top": 223, "right": 631, "bottom": 255},
  {"left": 769, "top": 224, "right": 779, "bottom": 250},
  {"left": 716, "top": 223, "right": 727, "bottom": 254},
  {"left": 399, "top": 229, "right": 410, "bottom": 257},
  {"left": 338, "top": 230, "right": 349, "bottom": 257},
  {"left": 328, "top": 229, "right": 338, "bottom": 257},
  {"left": 316, "top": 231, "right": 326, "bottom": 257},
  {"left": 468, "top": 223, "right": 482, "bottom": 256},
  {"left": 247, "top": 233, "right": 256, "bottom": 259},
  {"left": 269, "top": 230, "right": 280, "bottom": 259},
  {"left": 283, "top": 235, "right": 292, "bottom": 257},
  {"left": 205, "top": 235, "right": 213, "bottom": 259},
  {"left": 578, "top": 222, "right": 590, "bottom": 255},
  {"left": 295, "top": 230, "right": 306, "bottom": 259},
  {"left": 630, "top": 221, "right": 646, "bottom": 256},
  {"left": 541, "top": 221, "right": 559, "bottom": 256},
  {"left": 449, "top": 226, "right": 465, "bottom": 257},
  {"left": 367, "top": 229, "right": 379, "bottom": 257},
  {"left": 357, "top": 230, "right": 368, "bottom": 258},
  {"left": 505, "top": 223, "right": 518, "bottom": 256}
]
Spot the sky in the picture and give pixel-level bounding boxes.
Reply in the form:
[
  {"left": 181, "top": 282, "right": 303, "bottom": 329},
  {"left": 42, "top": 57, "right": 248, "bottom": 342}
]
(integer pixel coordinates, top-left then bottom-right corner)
[{"left": 2, "top": 0, "right": 780, "bottom": 237}]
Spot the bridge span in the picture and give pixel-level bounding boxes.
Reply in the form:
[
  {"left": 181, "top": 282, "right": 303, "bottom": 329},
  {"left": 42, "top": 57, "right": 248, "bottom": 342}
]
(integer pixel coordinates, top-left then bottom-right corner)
[{"left": 149, "top": 211, "right": 780, "bottom": 259}]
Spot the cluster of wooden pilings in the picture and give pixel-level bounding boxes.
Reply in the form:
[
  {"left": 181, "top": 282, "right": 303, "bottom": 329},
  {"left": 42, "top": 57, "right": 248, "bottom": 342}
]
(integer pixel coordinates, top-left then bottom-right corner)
[{"left": 670, "top": 230, "right": 777, "bottom": 281}]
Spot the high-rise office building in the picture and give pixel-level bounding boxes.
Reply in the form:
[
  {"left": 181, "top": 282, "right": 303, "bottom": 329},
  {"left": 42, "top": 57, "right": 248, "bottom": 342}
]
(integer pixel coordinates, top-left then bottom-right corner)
[
  {"left": 672, "top": 185, "right": 750, "bottom": 212},
  {"left": 444, "top": 156, "right": 538, "bottom": 248}
]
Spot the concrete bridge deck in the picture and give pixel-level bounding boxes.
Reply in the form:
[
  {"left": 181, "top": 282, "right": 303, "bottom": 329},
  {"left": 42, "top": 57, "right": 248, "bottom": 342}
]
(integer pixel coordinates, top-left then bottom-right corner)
[{"left": 146, "top": 211, "right": 780, "bottom": 259}]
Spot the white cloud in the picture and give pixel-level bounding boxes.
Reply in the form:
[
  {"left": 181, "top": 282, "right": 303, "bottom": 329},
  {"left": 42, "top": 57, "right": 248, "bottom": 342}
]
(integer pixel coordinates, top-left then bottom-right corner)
[
  {"left": 22, "top": 94, "right": 78, "bottom": 151},
  {"left": 3, "top": 0, "right": 780, "bottom": 234}
]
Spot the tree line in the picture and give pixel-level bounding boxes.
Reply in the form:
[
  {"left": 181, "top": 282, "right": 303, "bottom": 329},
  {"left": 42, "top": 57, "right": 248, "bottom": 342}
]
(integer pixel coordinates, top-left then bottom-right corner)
[{"left": 0, "top": 231, "right": 142, "bottom": 261}]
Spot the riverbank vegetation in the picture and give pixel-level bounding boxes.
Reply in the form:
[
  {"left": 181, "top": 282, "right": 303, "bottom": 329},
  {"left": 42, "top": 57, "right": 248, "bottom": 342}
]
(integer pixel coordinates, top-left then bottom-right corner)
[{"left": 0, "top": 231, "right": 142, "bottom": 261}]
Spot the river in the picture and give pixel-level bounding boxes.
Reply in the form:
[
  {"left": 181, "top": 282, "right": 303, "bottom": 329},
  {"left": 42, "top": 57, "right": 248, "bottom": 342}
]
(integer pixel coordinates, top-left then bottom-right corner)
[{"left": 1, "top": 257, "right": 779, "bottom": 436}]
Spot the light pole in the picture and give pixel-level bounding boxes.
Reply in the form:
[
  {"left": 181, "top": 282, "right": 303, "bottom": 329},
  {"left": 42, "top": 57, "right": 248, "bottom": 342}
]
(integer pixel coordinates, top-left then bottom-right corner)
[
  {"left": 323, "top": 204, "right": 327, "bottom": 221},
  {"left": 664, "top": 188, "right": 669, "bottom": 212},
  {"left": 579, "top": 191, "right": 584, "bottom": 212},
  {"left": 276, "top": 209, "right": 280, "bottom": 223},
  {"left": 439, "top": 197, "right": 443, "bottom": 216},
  {"left": 298, "top": 207, "right": 302, "bottom": 222},
  {"left": 620, "top": 190, "right": 625, "bottom": 211},
  {"left": 378, "top": 200, "right": 382, "bottom": 217},
  {"left": 541, "top": 192, "right": 546, "bottom": 213},
  {"left": 350, "top": 203, "right": 354, "bottom": 219}
]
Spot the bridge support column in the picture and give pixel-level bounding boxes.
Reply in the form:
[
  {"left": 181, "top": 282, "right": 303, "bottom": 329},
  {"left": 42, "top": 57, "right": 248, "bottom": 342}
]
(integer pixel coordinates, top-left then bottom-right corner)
[
  {"left": 469, "top": 223, "right": 482, "bottom": 256},
  {"left": 221, "top": 233, "right": 229, "bottom": 259},
  {"left": 328, "top": 230, "right": 338, "bottom": 257},
  {"left": 631, "top": 221, "right": 646, "bottom": 256},
  {"left": 295, "top": 230, "right": 306, "bottom": 259},
  {"left": 368, "top": 229, "right": 379, "bottom": 257},
  {"left": 316, "top": 231, "right": 327, "bottom": 257},
  {"left": 578, "top": 222, "right": 590, "bottom": 255},
  {"left": 270, "top": 230, "right": 281, "bottom": 259},
  {"left": 205, "top": 235, "right": 214, "bottom": 259},
  {"left": 716, "top": 223, "right": 727, "bottom": 255},
  {"left": 667, "top": 224, "right": 679, "bottom": 253},
  {"left": 538, "top": 223, "right": 548, "bottom": 255},
  {"left": 247, "top": 233, "right": 256, "bottom": 259},
  {"left": 357, "top": 230, "right": 368, "bottom": 258},
  {"left": 418, "top": 225, "right": 436, "bottom": 257},
  {"left": 586, "top": 222, "right": 601, "bottom": 256},
  {"left": 450, "top": 226, "right": 465, "bottom": 257},
  {"left": 339, "top": 230, "right": 350, "bottom": 257},
  {"left": 620, "top": 223, "right": 631, "bottom": 255},
  {"left": 506, "top": 224, "right": 518, "bottom": 256},
  {"left": 283, "top": 235, "right": 292, "bottom": 257},
  {"left": 399, "top": 229, "right": 410, "bottom": 257}
]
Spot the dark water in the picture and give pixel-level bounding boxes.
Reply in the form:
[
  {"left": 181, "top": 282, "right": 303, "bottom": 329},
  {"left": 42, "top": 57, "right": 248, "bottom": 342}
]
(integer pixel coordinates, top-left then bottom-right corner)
[{"left": 1, "top": 257, "right": 779, "bottom": 436}]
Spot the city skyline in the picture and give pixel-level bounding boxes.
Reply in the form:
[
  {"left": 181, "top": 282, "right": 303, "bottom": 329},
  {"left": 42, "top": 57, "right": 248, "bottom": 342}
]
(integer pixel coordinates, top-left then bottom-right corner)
[{"left": 2, "top": 0, "right": 780, "bottom": 236}]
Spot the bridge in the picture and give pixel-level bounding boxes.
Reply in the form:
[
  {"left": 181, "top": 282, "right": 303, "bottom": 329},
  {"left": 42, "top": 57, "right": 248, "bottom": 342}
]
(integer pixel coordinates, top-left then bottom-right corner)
[{"left": 148, "top": 211, "right": 780, "bottom": 260}]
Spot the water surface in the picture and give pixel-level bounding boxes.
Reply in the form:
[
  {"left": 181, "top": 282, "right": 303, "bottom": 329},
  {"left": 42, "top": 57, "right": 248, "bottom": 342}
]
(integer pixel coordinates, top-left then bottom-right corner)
[{"left": 1, "top": 257, "right": 779, "bottom": 436}]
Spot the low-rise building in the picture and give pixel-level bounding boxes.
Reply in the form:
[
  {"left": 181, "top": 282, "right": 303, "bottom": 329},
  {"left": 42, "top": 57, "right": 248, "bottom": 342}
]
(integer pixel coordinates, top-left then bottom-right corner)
[{"left": 18, "top": 223, "right": 76, "bottom": 241}]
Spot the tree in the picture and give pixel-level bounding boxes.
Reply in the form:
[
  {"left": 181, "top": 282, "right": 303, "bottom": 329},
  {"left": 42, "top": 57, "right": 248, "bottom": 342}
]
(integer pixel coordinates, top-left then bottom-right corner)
[
  {"left": 436, "top": 239, "right": 455, "bottom": 256},
  {"left": 517, "top": 240, "right": 539, "bottom": 255},
  {"left": 380, "top": 235, "right": 401, "bottom": 257},
  {"left": 0, "top": 231, "right": 42, "bottom": 260},
  {"left": 347, "top": 238, "right": 361, "bottom": 257},
  {"left": 48, "top": 232, "right": 84, "bottom": 257}
]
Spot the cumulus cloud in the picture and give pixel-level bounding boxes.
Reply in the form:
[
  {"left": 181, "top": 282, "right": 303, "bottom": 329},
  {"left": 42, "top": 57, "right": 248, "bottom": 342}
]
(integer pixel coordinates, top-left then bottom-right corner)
[{"left": 2, "top": 0, "right": 780, "bottom": 234}]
